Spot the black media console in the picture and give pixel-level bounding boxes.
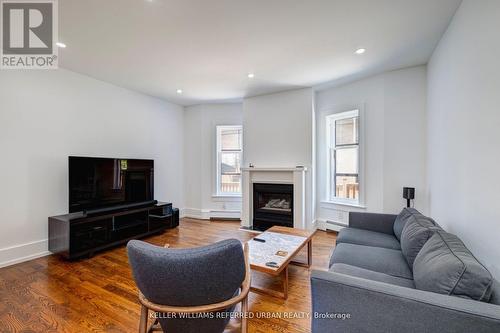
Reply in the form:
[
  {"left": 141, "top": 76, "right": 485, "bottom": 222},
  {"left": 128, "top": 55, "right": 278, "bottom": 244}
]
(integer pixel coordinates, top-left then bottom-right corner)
[{"left": 48, "top": 201, "right": 179, "bottom": 259}]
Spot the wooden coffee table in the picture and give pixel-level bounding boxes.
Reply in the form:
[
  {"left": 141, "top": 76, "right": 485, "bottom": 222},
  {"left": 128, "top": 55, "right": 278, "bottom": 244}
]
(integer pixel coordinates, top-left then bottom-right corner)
[{"left": 248, "top": 226, "right": 316, "bottom": 300}]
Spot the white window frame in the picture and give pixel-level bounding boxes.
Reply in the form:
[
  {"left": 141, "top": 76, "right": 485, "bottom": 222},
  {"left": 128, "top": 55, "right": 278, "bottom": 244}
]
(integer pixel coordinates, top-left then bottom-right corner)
[
  {"left": 215, "top": 125, "right": 243, "bottom": 197},
  {"left": 326, "top": 109, "right": 363, "bottom": 206}
]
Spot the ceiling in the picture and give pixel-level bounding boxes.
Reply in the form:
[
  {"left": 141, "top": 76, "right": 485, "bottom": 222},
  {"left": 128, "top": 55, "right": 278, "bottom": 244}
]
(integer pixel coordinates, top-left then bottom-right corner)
[{"left": 59, "top": 0, "right": 461, "bottom": 106}]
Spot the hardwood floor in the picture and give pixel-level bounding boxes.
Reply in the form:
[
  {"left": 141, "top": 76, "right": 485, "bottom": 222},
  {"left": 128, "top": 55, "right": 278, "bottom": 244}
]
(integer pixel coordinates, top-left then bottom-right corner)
[{"left": 0, "top": 218, "right": 336, "bottom": 333}]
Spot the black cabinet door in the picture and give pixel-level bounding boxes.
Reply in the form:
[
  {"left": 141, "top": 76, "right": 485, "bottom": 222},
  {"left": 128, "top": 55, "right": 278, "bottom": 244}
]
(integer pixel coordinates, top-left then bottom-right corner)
[
  {"left": 70, "top": 219, "right": 110, "bottom": 253},
  {"left": 109, "top": 212, "right": 148, "bottom": 241},
  {"left": 149, "top": 214, "right": 172, "bottom": 231}
]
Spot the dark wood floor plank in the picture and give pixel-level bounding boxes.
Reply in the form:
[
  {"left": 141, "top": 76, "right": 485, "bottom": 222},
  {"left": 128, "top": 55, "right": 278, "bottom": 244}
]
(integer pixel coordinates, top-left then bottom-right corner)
[{"left": 0, "top": 218, "right": 336, "bottom": 333}]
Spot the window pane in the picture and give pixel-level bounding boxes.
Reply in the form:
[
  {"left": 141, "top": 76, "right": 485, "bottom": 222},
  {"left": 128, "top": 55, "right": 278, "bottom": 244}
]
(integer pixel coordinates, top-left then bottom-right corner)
[
  {"left": 221, "top": 152, "right": 241, "bottom": 174},
  {"left": 221, "top": 174, "right": 241, "bottom": 193},
  {"left": 220, "top": 128, "right": 242, "bottom": 150},
  {"left": 336, "top": 117, "right": 358, "bottom": 145},
  {"left": 336, "top": 176, "right": 359, "bottom": 200},
  {"left": 335, "top": 147, "right": 358, "bottom": 174}
]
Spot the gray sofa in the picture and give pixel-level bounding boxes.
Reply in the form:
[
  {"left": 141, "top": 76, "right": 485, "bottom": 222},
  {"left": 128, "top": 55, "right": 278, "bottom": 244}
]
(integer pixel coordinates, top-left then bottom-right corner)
[{"left": 311, "top": 208, "right": 500, "bottom": 333}]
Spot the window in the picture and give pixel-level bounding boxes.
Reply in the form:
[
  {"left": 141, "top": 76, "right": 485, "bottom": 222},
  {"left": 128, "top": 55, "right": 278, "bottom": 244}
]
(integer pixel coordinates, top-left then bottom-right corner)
[
  {"left": 216, "top": 125, "right": 243, "bottom": 196},
  {"left": 327, "top": 110, "right": 360, "bottom": 203}
]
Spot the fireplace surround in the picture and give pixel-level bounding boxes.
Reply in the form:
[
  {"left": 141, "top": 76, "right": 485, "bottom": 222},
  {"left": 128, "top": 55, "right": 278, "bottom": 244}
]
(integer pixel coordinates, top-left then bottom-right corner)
[
  {"left": 253, "top": 183, "right": 293, "bottom": 231},
  {"left": 241, "top": 167, "right": 307, "bottom": 230}
]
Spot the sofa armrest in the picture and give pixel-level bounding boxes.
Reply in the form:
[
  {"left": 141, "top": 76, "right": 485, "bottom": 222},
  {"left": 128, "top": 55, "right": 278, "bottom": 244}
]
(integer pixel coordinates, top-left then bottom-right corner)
[
  {"left": 348, "top": 212, "right": 397, "bottom": 235},
  {"left": 311, "top": 270, "right": 500, "bottom": 333}
]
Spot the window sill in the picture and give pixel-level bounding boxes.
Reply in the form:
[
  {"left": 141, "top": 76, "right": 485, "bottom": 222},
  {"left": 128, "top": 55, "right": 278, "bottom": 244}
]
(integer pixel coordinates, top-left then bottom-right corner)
[
  {"left": 321, "top": 200, "right": 366, "bottom": 209},
  {"left": 212, "top": 194, "right": 242, "bottom": 199}
]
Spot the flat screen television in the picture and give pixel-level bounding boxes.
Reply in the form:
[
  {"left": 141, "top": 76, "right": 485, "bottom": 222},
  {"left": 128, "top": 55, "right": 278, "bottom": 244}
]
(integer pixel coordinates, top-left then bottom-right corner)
[{"left": 69, "top": 156, "right": 154, "bottom": 213}]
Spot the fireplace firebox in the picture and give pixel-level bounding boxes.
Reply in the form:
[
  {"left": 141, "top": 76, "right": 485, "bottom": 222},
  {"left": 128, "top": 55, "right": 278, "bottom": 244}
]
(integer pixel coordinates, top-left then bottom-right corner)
[{"left": 253, "top": 183, "right": 293, "bottom": 231}]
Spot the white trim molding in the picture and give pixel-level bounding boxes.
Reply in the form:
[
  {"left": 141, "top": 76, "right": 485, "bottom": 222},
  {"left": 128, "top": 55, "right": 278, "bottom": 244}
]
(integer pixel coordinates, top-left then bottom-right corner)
[
  {"left": 320, "top": 200, "right": 366, "bottom": 209},
  {"left": 215, "top": 125, "right": 243, "bottom": 196},
  {"left": 322, "top": 105, "right": 366, "bottom": 208},
  {"left": 0, "top": 239, "right": 50, "bottom": 268},
  {"left": 211, "top": 194, "right": 242, "bottom": 201},
  {"left": 241, "top": 166, "right": 307, "bottom": 229}
]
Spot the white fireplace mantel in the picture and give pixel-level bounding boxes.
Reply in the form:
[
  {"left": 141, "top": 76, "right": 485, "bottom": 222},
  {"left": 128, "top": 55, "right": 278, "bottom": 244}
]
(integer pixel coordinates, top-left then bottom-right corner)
[{"left": 241, "top": 167, "right": 307, "bottom": 229}]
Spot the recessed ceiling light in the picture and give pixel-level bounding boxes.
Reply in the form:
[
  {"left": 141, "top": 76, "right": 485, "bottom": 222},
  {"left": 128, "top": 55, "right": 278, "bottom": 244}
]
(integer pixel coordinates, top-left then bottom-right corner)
[
  {"left": 176, "top": 89, "right": 183, "bottom": 94},
  {"left": 355, "top": 48, "right": 366, "bottom": 54},
  {"left": 247, "top": 73, "right": 255, "bottom": 79},
  {"left": 56, "top": 42, "right": 67, "bottom": 48}
]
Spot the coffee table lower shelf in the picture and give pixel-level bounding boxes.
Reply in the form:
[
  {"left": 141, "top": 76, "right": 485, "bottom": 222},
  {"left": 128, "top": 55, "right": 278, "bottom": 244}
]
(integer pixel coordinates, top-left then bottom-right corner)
[{"left": 250, "top": 266, "right": 289, "bottom": 300}]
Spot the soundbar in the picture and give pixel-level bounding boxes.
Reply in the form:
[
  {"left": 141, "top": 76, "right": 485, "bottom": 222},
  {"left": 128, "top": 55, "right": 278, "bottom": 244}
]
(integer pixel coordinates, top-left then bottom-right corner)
[{"left": 83, "top": 200, "right": 158, "bottom": 217}]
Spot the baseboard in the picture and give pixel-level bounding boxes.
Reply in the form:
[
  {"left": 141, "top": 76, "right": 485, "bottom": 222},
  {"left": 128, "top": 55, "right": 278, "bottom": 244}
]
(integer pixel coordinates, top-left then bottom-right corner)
[
  {"left": 0, "top": 239, "right": 50, "bottom": 268},
  {"left": 181, "top": 208, "right": 241, "bottom": 220},
  {"left": 181, "top": 208, "right": 204, "bottom": 219}
]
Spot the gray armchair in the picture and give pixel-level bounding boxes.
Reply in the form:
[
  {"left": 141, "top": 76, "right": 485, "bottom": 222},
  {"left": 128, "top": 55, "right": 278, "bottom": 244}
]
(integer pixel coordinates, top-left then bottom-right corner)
[{"left": 127, "top": 239, "right": 250, "bottom": 333}]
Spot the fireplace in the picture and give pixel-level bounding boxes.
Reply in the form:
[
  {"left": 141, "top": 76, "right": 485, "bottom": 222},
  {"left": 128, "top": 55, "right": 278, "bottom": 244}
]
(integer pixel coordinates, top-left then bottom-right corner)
[{"left": 253, "top": 183, "right": 293, "bottom": 231}]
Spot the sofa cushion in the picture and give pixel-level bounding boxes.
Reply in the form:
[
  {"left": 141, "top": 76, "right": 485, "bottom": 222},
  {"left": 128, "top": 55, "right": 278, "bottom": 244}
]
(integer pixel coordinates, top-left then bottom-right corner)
[
  {"left": 330, "top": 243, "right": 413, "bottom": 279},
  {"left": 400, "top": 213, "right": 439, "bottom": 269},
  {"left": 413, "top": 231, "right": 493, "bottom": 302},
  {"left": 490, "top": 280, "right": 500, "bottom": 305},
  {"left": 393, "top": 207, "right": 421, "bottom": 241},
  {"left": 337, "top": 228, "right": 401, "bottom": 250},
  {"left": 330, "top": 263, "right": 415, "bottom": 288}
]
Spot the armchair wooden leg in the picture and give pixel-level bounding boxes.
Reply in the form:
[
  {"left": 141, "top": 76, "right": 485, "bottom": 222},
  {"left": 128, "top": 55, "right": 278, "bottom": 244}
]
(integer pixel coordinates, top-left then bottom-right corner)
[
  {"left": 241, "top": 296, "right": 248, "bottom": 333},
  {"left": 139, "top": 305, "right": 148, "bottom": 333},
  {"left": 147, "top": 319, "right": 160, "bottom": 332}
]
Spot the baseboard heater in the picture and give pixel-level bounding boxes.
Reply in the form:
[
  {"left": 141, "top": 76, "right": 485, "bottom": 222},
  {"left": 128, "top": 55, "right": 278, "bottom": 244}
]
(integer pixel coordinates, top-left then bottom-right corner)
[
  {"left": 209, "top": 217, "right": 241, "bottom": 221},
  {"left": 207, "top": 209, "right": 241, "bottom": 221},
  {"left": 325, "top": 220, "right": 348, "bottom": 230}
]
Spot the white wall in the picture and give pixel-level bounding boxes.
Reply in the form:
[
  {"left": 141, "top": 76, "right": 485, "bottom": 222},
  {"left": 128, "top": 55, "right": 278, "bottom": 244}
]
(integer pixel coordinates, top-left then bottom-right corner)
[
  {"left": 427, "top": 0, "right": 500, "bottom": 278},
  {"left": 316, "top": 66, "right": 427, "bottom": 227},
  {"left": 183, "top": 103, "right": 243, "bottom": 219},
  {"left": 383, "top": 68, "right": 428, "bottom": 213},
  {"left": 0, "top": 69, "right": 184, "bottom": 267},
  {"left": 243, "top": 88, "right": 315, "bottom": 228}
]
